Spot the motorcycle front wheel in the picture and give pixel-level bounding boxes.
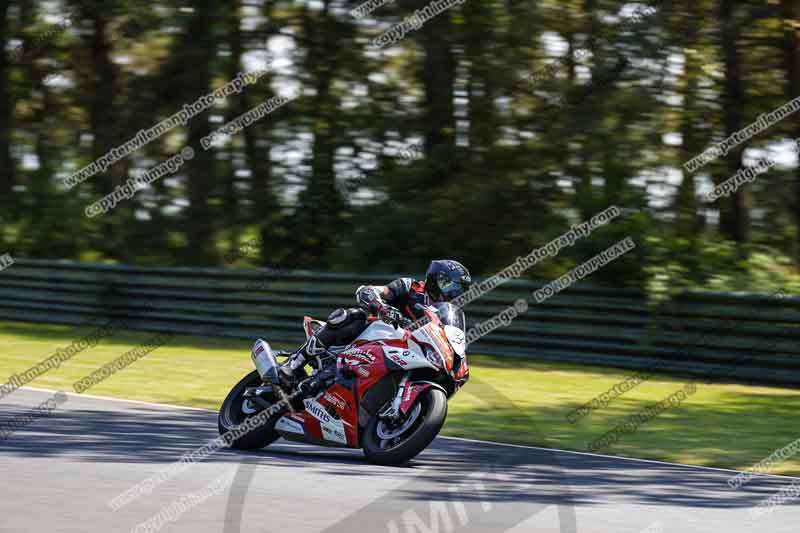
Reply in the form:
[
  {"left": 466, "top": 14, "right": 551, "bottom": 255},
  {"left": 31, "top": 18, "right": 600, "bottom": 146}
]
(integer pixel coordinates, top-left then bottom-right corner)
[
  {"left": 362, "top": 388, "right": 447, "bottom": 466},
  {"left": 218, "top": 370, "right": 280, "bottom": 450}
]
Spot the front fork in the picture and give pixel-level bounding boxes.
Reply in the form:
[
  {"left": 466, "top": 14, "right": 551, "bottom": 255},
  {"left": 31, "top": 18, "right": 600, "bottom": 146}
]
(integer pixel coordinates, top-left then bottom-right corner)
[{"left": 379, "top": 373, "right": 410, "bottom": 421}]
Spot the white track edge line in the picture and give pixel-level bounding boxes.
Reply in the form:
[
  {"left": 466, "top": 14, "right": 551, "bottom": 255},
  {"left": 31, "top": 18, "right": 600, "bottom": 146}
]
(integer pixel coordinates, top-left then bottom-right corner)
[
  {"left": 438, "top": 435, "right": 800, "bottom": 481},
  {"left": 22, "top": 386, "right": 215, "bottom": 412}
]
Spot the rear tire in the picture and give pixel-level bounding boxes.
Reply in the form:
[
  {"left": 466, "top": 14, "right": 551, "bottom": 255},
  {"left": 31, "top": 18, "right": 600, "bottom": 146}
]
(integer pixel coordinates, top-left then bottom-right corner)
[
  {"left": 218, "top": 370, "right": 280, "bottom": 450},
  {"left": 362, "top": 388, "right": 447, "bottom": 466}
]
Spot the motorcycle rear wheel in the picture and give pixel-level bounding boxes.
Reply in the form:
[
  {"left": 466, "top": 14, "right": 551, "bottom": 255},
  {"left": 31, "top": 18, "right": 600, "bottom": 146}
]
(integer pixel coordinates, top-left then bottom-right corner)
[
  {"left": 362, "top": 388, "right": 447, "bottom": 466},
  {"left": 218, "top": 370, "right": 280, "bottom": 450}
]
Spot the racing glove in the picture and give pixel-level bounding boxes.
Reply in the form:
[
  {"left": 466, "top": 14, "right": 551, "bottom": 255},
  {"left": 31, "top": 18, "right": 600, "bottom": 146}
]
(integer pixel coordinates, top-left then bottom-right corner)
[{"left": 378, "top": 305, "right": 411, "bottom": 329}]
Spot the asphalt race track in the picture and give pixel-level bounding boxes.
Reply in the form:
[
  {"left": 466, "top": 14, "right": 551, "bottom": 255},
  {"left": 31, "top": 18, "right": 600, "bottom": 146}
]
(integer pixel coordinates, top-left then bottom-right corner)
[{"left": 0, "top": 388, "right": 797, "bottom": 533}]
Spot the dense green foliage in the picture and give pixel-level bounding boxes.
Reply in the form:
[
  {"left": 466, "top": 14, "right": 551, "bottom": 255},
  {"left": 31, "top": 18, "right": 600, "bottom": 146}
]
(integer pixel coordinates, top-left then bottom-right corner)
[{"left": 1, "top": 0, "right": 799, "bottom": 293}]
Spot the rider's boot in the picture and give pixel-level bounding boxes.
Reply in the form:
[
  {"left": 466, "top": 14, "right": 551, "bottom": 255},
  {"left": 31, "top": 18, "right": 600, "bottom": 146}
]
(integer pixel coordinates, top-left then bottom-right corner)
[{"left": 279, "top": 336, "right": 326, "bottom": 384}]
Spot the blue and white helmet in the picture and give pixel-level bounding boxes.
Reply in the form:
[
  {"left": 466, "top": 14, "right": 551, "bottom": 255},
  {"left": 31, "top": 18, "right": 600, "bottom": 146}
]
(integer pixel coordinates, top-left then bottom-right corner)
[{"left": 425, "top": 260, "right": 471, "bottom": 302}]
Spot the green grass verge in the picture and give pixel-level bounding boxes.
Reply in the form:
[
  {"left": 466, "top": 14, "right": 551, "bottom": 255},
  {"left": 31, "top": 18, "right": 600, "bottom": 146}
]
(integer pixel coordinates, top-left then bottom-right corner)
[{"left": 1, "top": 320, "right": 799, "bottom": 475}]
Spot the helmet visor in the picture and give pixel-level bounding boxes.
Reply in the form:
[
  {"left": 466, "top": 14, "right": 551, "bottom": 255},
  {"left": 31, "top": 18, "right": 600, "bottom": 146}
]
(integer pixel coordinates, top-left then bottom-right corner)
[{"left": 436, "top": 273, "right": 470, "bottom": 301}]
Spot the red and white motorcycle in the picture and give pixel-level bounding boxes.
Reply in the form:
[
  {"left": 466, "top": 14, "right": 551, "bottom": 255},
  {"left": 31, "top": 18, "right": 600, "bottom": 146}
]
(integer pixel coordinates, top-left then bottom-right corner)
[{"left": 218, "top": 302, "right": 469, "bottom": 465}]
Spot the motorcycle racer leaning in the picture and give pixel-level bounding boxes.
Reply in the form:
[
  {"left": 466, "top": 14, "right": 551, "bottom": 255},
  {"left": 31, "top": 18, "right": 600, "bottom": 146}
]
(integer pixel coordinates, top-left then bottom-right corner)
[{"left": 279, "top": 259, "right": 472, "bottom": 382}]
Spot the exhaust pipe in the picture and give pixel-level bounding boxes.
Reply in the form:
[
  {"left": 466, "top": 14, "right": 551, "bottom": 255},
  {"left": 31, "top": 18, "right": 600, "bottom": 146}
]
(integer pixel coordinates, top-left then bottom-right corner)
[{"left": 252, "top": 339, "right": 281, "bottom": 385}]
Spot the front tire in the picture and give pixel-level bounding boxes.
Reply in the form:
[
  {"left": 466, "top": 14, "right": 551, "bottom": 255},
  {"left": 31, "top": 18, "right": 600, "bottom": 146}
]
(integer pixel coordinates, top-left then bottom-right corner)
[
  {"left": 362, "top": 388, "right": 448, "bottom": 466},
  {"left": 218, "top": 370, "right": 280, "bottom": 450}
]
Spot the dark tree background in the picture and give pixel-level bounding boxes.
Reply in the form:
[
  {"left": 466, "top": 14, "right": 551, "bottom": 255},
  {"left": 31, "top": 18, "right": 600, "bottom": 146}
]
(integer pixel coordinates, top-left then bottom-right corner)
[{"left": 1, "top": 0, "right": 799, "bottom": 293}]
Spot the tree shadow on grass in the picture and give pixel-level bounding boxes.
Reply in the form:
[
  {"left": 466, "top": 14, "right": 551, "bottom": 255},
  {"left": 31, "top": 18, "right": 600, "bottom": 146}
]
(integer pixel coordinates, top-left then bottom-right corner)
[{"left": 449, "top": 387, "right": 800, "bottom": 466}]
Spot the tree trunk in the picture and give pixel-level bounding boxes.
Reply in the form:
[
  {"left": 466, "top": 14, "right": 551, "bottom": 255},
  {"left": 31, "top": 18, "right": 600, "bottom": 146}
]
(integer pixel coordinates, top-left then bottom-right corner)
[
  {"left": 464, "top": 1, "right": 495, "bottom": 154},
  {"left": 399, "top": 0, "right": 456, "bottom": 169},
  {"left": 17, "top": 2, "right": 70, "bottom": 256},
  {"left": 574, "top": 0, "right": 599, "bottom": 219},
  {"left": 674, "top": 0, "right": 704, "bottom": 240},
  {"left": 184, "top": 1, "right": 217, "bottom": 264},
  {"left": 0, "top": 1, "right": 13, "bottom": 197},
  {"left": 782, "top": 0, "right": 800, "bottom": 264},
  {"left": 718, "top": 0, "right": 749, "bottom": 244},
  {"left": 235, "top": 0, "right": 277, "bottom": 265},
  {"left": 293, "top": 0, "right": 344, "bottom": 267},
  {"left": 224, "top": 0, "right": 244, "bottom": 255},
  {"left": 421, "top": 20, "right": 455, "bottom": 157},
  {"left": 83, "top": 4, "right": 126, "bottom": 258}
]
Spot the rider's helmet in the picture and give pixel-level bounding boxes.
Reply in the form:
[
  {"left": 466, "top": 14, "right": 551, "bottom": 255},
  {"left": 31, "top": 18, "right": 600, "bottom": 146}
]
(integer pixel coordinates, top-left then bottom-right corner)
[{"left": 425, "top": 260, "right": 472, "bottom": 303}]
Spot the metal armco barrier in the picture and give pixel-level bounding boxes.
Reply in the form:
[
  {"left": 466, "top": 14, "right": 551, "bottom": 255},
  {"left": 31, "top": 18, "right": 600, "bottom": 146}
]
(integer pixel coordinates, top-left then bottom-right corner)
[{"left": 1, "top": 259, "right": 798, "bottom": 386}]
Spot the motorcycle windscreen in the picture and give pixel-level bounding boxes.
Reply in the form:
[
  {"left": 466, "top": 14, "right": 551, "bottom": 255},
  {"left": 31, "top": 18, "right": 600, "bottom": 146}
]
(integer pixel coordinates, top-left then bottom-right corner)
[{"left": 430, "top": 302, "right": 466, "bottom": 332}]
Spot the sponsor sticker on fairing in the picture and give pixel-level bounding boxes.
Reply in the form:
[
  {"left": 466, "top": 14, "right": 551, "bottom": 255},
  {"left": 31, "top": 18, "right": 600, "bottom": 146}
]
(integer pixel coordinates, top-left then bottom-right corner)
[
  {"left": 321, "top": 422, "right": 347, "bottom": 444},
  {"left": 303, "top": 399, "right": 333, "bottom": 425},
  {"left": 275, "top": 417, "right": 305, "bottom": 434},
  {"left": 323, "top": 392, "right": 348, "bottom": 411},
  {"left": 388, "top": 354, "right": 408, "bottom": 367},
  {"left": 424, "top": 347, "right": 443, "bottom": 367},
  {"left": 343, "top": 349, "right": 374, "bottom": 365},
  {"left": 404, "top": 386, "right": 414, "bottom": 402}
]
